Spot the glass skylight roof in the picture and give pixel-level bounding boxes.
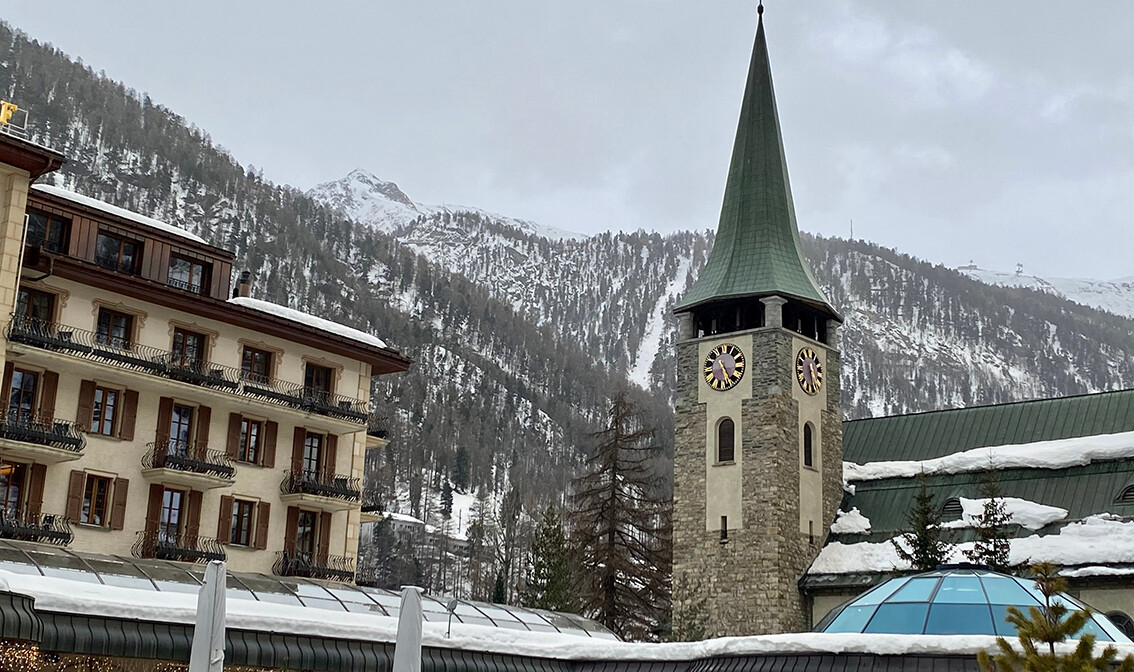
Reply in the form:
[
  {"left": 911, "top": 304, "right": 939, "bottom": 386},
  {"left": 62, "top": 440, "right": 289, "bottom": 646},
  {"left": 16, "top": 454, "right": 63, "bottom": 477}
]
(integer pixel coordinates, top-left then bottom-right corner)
[
  {"left": 817, "top": 567, "right": 1131, "bottom": 642},
  {"left": 0, "top": 540, "right": 618, "bottom": 640}
]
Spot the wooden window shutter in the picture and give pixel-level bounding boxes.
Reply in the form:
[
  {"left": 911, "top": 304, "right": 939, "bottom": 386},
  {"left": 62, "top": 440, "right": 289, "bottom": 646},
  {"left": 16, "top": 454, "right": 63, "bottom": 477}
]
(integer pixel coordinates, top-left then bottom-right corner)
[
  {"left": 156, "top": 397, "right": 173, "bottom": 442},
  {"left": 1, "top": 363, "right": 13, "bottom": 410},
  {"left": 27, "top": 464, "right": 46, "bottom": 519},
  {"left": 291, "top": 427, "right": 306, "bottom": 473},
  {"left": 144, "top": 483, "right": 164, "bottom": 534},
  {"left": 65, "top": 470, "right": 85, "bottom": 521},
  {"left": 254, "top": 502, "right": 271, "bottom": 550},
  {"left": 226, "top": 413, "right": 242, "bottom": 459},
  {"left": 195, "top": 405, "right": 212, "bottom": 446},
  {"left": 324, "top": 434, "right": 338, "bottom": 477},
  {"left": 39, "top": 371, "right": 59, "bottom": 422},
  {"left": 109, "top": 478, "right": 129, "bottom": 530},
  {"left": 217, "top": 495, "right": 234, "bottom": 544},
  {"left": 119, "top": 390, "right": 139, "bottom": 440},
  {"left": 262, "top": 421, "right": 278, "bottom": 468},
  {"left": 186, "top": 490, "right": 203, "bottom": 541},
  {"left": 317, "top": 511, "right": 332, "bottom": 560},
  {"left": 284, "top": 506, "right": 299, "bottom": 553},
  {"left": 76, "top": 380, "right": 97, "bottom": 431}
]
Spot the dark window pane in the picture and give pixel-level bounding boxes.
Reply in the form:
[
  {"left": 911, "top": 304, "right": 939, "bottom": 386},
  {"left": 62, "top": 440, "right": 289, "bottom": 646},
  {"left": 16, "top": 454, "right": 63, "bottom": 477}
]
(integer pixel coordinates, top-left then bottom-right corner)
[
  {"left": 717, "top": 419, "right": 734, "bottom": 462},
  {"left": 863, "top": 603, "right": 929, "bottom": 634}
]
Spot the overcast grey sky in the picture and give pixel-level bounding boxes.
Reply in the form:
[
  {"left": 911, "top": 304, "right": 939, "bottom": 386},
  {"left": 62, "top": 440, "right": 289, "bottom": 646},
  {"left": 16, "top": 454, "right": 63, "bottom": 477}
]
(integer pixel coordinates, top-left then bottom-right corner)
[{"left": 2, "top": 2, "right": 1132, "bottom": 279}]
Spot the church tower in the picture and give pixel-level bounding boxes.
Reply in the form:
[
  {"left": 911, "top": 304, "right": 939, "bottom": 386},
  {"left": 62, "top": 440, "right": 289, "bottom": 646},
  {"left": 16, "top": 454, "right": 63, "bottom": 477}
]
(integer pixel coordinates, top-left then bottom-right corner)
[{"left": 671, "top": 7, "right": 843, "bottom": 637}]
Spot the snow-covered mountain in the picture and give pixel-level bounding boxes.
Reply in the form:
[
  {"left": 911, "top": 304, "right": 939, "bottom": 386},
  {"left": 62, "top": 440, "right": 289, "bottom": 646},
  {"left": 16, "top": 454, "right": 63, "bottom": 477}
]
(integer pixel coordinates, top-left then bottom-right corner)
[
  {"left": 310, "top": 169, "right": 585, "bottom": 241},
  {"left": 958, "top": 267, "right": 1134, "bottom": 319},
  {"left": 311, "top": 171, "right": 1134, "bottom": 418}
]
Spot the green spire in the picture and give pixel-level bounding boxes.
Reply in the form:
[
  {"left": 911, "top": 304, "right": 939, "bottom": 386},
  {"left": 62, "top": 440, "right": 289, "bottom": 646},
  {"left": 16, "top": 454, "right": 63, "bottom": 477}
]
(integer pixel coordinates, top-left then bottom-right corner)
[{"left": 677, "top": 11, "right": 836, "bottom": 318}]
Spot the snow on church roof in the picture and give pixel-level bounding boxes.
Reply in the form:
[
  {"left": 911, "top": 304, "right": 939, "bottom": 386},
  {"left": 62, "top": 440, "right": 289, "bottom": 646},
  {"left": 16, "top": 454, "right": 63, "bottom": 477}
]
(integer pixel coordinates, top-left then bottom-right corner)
[
  {"left": 30, "top": 183, "right": 207, "bottom": 244},
  {"left": 811, "top": 514, "right": 1134, "bottom": 576},
  {"left": 228, "top": 296, "right": 388, "bottom": 349},
  {"left": 844, "top": 430, "right": 1134, "bottom": 482}
]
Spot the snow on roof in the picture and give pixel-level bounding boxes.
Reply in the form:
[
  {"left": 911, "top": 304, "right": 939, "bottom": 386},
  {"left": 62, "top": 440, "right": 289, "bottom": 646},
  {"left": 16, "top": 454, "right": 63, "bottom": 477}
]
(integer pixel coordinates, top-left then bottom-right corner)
[
  {"left": 381, "top": 511, "right": 425, "bottom": 525},
  {"left": 830, "top": 508, "right": 871, "bottom": 535},
  {"left": 845, "top": 430, "right": 1134, "bottom": 482},
  {"left": 6, "top": 568, "right": 1129, "bottom": 660},
  {"left": 811, "top": 514, "right": 1134, "bottom": 576},
  {"left": 228, "top": 296, "right": 387, "bottom": 349},
  {"left": 30, "top": 183, "right": 207, "bottom": 244},
  {"left": 942, "top": 497, "right": 1068, "bottom": 531}
]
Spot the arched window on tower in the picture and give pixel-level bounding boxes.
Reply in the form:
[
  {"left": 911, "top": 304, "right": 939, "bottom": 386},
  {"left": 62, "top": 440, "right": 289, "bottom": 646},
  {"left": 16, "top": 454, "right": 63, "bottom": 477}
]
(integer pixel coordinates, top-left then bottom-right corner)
[
  {"left": 717, "top": 418, "right": 735, "bottom": 463},
  {"left": 803, "top": 423, "right": 814, "bottom": 467}
]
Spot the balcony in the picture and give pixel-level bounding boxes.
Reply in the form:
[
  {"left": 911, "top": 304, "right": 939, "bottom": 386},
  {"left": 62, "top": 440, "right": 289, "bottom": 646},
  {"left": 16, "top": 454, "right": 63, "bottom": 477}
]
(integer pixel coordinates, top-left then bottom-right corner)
[
  {"left": 132, "top": 531, "right": 225, "bottom": 564},
  {"left": 365, "top": 414, "right": 390, "bottom": 449},
  {"left": 94, "top": 254, "right": 140, "bottom": 275},
  {"left": 7, "top": 316, "right": 369, "bottom": 424},
  {"left": 0, "top": 509, "right": 72, "bottom": 546},
  {"left": 273, "top": 550, "right": 355, "bottom": 582},
  {"left": 142, "top": 440, "right": 236, "bottom": 490},
  {"left": 279, "top": 468, "right": 361, "bottom": 512},
  {"left": 166, "top": 277, "right": 204, "bottom": 295},
  {"left": 0, "top": 409, "right": 84, "bottom": 463}
]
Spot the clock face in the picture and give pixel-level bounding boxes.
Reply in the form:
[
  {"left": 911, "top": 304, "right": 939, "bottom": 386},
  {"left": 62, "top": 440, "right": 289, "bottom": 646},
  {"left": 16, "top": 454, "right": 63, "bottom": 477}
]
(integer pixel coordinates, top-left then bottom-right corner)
[
  {"left": 796, "top": 347, "right": 823, "bottom": 396},
  {"left": 703, "top": 343, "right": 746, "bottom": 391}
]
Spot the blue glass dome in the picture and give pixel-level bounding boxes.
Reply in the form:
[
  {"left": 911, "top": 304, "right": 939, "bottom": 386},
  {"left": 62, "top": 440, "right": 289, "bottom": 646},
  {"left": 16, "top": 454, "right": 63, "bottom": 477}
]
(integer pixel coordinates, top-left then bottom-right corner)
[{"left": 816, "top": 567, "right": 1131, "bottom": 642}]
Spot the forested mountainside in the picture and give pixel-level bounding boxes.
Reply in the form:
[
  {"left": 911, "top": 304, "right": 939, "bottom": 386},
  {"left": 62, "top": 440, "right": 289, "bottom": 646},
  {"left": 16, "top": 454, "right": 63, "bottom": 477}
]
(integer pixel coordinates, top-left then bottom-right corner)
[
  {"left": 4, "top": 22, "right": 1134, "bottom": 524},
  {"left": 312, "top": 171, "right": 1134, "bottom": 420},
  {"left": 0, "top": 25, "right": 666, "bottom": 519}
]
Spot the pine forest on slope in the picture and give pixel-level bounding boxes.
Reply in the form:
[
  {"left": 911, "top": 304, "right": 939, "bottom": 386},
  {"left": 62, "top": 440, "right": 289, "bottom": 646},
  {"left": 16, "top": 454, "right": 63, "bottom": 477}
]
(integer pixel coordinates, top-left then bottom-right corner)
[{"left": 3, "top": 23, "right": 1134, "bottom": 525}]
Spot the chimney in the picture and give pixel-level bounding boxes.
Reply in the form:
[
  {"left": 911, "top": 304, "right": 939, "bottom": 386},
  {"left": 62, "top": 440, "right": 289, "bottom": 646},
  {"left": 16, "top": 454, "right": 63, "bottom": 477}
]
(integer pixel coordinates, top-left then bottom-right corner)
[{"left": 234, "top": 271, "right": 252, "bottom": 298}]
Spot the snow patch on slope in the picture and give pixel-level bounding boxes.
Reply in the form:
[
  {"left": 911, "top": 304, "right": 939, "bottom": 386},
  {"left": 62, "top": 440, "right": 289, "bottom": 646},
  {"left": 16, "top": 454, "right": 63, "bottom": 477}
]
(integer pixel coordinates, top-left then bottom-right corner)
[
  {"left": 630, "top": 256, "right": 691, "bottom": 388},
  {"left": 960, "top": 267, "right": 1134, "bottom": 319}
]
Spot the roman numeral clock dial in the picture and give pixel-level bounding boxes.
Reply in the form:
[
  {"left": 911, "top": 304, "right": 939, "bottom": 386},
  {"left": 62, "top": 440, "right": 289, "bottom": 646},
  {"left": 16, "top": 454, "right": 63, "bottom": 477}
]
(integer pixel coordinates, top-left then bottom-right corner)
[
  {"left": 796, "top": 347, "right": 824, "bottom": 395},
  {"left": 703, "top": 343, "right": 746, "bottom": 391}
]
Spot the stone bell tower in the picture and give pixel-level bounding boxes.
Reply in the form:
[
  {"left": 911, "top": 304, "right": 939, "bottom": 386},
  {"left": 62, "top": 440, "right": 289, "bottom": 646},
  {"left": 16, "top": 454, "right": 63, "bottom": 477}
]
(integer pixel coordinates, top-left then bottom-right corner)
[{"left": 671, "top": 7, "right": 843, "bottom": 637}]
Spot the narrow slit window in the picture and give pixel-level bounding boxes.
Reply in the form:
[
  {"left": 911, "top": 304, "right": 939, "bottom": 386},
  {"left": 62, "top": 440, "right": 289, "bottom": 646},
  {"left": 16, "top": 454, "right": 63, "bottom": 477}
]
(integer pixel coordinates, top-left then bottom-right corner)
[{"left": 720, "top": 516, "right": 728, "bottom": 542}]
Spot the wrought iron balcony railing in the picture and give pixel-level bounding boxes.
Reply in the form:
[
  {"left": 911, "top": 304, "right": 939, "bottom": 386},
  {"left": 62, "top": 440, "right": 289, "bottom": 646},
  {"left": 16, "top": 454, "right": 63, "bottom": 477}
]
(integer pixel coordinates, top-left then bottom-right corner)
[
  {"left": 132, "top": 530, "right": 225, "bottom": 564},
  {"left": 166, "top": 277, "right": 204, "bottom": 294},
  {"left": 0, "top": 509, "right": 72, "bottom": 546},
  {"left": 94, "top": 254, "right": 140, "bottom": 275},
  {"left": 0, "top": 408, "right": 84, "bottom": 453},
  {"left": 280, "top": 468, "right": 361, "bottom": 502},
  {"left": 273, "top": 550, "right": 355, "bottom": 582},
  {"left": 7, "top": 316, "right": 369, "bottom": 423},
  {"left": 366, "top": 414, "right": 389, "bottom": 439},
  {"left": 143, "top": 439, "right": 236, "bottom": 480},
  {"left": 25, "top": 231, "right": 67, "bottom": 254}
]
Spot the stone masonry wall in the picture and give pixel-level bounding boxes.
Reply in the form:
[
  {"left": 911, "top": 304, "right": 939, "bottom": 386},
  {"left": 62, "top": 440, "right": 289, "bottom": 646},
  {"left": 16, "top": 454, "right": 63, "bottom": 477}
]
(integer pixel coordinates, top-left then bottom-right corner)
[{"left": 673, "top": 327, "right": 842, "bottom": 637}]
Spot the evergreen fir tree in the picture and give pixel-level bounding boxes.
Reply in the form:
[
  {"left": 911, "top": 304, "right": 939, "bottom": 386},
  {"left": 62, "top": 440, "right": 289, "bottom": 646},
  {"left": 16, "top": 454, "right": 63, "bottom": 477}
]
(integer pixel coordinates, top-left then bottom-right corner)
[
  {"left": 492, "top": 573, "right": 506, "bottom": 604},
  {"left": 522, "top": 505, "right": 574, "bottom": 611},
  {"left": 978, "top": 563, "right": 1134, "bottom": 672},
  {"left": 454, "top": 447, "right": 470, "bottom": 492},
  {"left": 440, "top": 481, "right": 454, "bottom": 519},
  {"left": 892, "top": 474, "right": 954, "bottom": 571},
  {"left": 964, "top": 468, "right": 1012, "bottom": 571},
  {"left": 568, "top": 387, "right": 670, "bottom": 641}
]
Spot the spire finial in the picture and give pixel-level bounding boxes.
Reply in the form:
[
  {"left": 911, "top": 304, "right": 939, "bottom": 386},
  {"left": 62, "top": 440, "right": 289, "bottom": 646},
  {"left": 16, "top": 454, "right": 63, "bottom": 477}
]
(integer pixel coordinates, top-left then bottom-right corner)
[{"left": 758, "top": 1, "right": 763, "bottom": 16}]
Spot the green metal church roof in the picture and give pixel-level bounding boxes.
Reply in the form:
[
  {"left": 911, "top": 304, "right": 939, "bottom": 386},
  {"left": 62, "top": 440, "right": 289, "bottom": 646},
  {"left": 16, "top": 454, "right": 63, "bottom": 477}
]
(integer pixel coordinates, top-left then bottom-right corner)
[
  {"left": 843, "top": 388, "right": 1134, "bottom": 464},
  {"left": 676, "top": 13, "right": 835, "bottom": 316}
]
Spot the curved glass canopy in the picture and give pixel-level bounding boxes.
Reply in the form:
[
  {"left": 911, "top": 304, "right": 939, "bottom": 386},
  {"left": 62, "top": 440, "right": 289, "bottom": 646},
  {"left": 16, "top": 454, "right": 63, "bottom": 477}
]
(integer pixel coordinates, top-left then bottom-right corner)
[
  {"left": 817, "top": 567, "right": 1131, "bottom": 642},
  {"left": 0, "top": 540, "right": 617, "bottom": 639}
]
